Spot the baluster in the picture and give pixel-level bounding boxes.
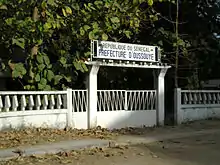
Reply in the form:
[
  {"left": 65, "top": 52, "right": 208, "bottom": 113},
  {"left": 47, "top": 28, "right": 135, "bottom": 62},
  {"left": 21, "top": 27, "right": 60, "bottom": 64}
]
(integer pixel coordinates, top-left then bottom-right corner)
[
  {"left": 20, "top": 95, "right": 27, "bottom": 111},
  {"left": 49, "top": 95, "right": 55, "bottom": 109},
  {"left": 135, "top": 91, "right": 140, "bottom": 110},
  {"left": 183, "top": 93, "right": 188, "bottom": 104},
  {"left": 62, "top": 94, "right": 67, "bottom": 109},
  {"left": 149, "top": 91, "right": 155, "bottom": 110},
  {"left": 97, "top": 91, "right": 103, "bottom": 111},
  {"left": 73, "top": 92, "right": 77, "bottom": 112},
  {"left": 0, "top": 96, "right": 3, "bottom": 112},
  {"left": 110, "top": 91, "right": 115, "bottom": 111},
  {"left": 140, "top": 91, "right": 145, "bottom": 110},
  {"left": 208, "top": 93, "right": 212, "bottom": 104},
  {"left": 114, "top": 91, "right": 119, "bottom": 110},
  {"left": 146, "top": 92, "right": 150, "bottom": 110},
  {"left": 35, "top": 95, "right": 41, "bottom": 110},
  {"left": 12, "top": 95, "right": 18, "bottom": 111},
  {"left": 42, "top": 95, "right": 48, "bottom": 110},
  {"left": 56, "top": 95, "right": 62, "bottom": 109},
  {"left": 217, "top": 93, "right": 220, "bottom": 104},
  {"left": 198, "top": 93, "right": 202, "bottom": 104},
  {"left": 82, "top": 91, "right": 87, "bottom": 112},
  {"left": 28, "top": 95, "right": 34, "bottom": 110},
  {"left": 189, "top": 93, "right": 193, "bottom": 104},
  {"left": 76, "top": 91, "right": 80, "bottom": 112},
  {"left": 106, "top": 91, "right": 111, "bottom": 111},
  {"left": 203, "top": 93, "right": 207, "bottom": 104},
  {"left": 193, "top": 93, "right": 197, "bottom": 104},
  {"left": 78, "top": 91, "right": 83, "bottom": 111},
  {"left": 5, "top": 95, "right": 11, "bottom": 112},
  {"left": 213, "top": 93, "right": 217, "bottom": 104}
]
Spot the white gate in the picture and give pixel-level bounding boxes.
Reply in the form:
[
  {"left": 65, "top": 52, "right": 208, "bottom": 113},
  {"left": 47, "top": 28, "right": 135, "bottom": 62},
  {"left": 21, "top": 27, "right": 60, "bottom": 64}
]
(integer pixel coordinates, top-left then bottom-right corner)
[
  {"left": 72, "top": 90, "right": 157, "bottom": 129},
  {"left": 97, "top": 90, "right": 157, "bottom": 129}
]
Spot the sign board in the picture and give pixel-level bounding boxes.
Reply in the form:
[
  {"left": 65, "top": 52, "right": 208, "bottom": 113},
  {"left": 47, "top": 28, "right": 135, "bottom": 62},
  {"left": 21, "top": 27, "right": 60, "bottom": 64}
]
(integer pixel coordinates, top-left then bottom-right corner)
[{"left": 91, "top": 40, "right": 160, "bottom": 63}]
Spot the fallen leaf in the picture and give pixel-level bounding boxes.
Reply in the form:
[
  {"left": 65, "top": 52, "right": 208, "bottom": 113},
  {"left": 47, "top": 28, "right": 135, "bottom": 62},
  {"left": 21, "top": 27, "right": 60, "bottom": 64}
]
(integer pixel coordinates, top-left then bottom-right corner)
[{"left": 138, "top": 152, "right": 144, "bottom": 156}]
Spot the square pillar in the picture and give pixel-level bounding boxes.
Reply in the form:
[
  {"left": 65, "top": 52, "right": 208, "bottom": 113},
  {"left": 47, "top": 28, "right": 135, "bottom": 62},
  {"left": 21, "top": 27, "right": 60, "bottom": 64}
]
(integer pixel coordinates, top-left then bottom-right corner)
[
  {"left": 87, "top": 65, "right": 100, "bottom": 129},
  {"left": 154, "top": 68, "right": 168, "bottom": 126}
]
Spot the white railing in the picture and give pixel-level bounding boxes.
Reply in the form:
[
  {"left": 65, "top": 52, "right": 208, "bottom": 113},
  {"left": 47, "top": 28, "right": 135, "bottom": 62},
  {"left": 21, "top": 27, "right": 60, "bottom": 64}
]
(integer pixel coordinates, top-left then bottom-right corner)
[
  {"left": 181, "top": 90, "right": 220, "bottom": 106},
  {"left": 0, "top": 91, "right": 67, "bottom": 112},
  {"left": 97, "top": 90, "right": 156, "bottom": 111},
  {"left": 127, "top": 90, "right": 156, "bottom": 111},
  {"left": 0, "top": 89, "right": 158, "bottom": 130},
  {"left": 72, "top": 90, "right": 88, "bottom": 112},
  {"left": 0, "top": 89, "right": 157, "bottom": 112},
  {"left": 97, "top": 90, "right": 125, "bottom": 111},
  {"left": 174, "top": 88, "right": 220, "bottom": 124}
]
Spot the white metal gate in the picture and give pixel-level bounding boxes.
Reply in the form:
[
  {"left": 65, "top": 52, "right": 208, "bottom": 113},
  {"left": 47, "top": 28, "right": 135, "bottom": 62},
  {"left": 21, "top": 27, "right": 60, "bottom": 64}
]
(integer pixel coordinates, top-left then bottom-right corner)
[
  {"left": 72, "top": 90, "right": 157, "bottom": 129},
  {"left": 97, "top": 90, "right": 156, "bottom": 111}
]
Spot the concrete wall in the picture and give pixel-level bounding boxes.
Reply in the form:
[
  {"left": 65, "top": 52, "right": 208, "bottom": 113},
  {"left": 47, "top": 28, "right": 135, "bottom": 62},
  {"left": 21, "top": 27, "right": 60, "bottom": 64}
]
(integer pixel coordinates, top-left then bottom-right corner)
[{"left": 174, "top": 88, "right": 220, "bottom": 124}]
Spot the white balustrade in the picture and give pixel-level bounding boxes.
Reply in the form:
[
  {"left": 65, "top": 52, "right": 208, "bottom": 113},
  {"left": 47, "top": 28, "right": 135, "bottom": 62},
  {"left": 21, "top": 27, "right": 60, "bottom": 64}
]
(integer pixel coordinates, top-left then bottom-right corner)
[
  {"left": 0, "top": 91, "right": 67, "bottom": 112},
  {"left": 0, "top": 89, "right": 157, "bottom": 113},
  {"left": 181, "top": 90, "right": 220, "bottom": 106}
]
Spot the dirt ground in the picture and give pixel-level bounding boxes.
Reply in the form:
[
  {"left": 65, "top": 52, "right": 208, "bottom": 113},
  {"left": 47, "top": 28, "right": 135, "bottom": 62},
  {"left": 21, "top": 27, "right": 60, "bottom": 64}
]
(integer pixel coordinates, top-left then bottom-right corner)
[
  {"left": 2, "top": 119, "right": 220, "bottom": 165},
  {"left": 2, "top": 132, "right": 220, "bottom": 165},
  {"left": 1, "top": 119, "right": 220, "bottom": 149}
]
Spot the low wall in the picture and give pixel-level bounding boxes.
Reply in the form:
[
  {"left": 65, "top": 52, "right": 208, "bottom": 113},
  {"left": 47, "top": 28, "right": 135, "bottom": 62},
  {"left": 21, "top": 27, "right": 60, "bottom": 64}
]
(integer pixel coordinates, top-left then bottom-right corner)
[
  {"left": 175, "top": 88, "right": 220, "bottom": 124},
  {"left": 0, "top": 89, "right": 158, "bottom": 130},
  {"left": 97, "top": 110, "right": 157, "bottom": 129},
  {"left": 0, "top": 110, "right": 67, "bottom": 130},
  {"left": 180, "top": 106, "right": 220, "bottom": 123}
]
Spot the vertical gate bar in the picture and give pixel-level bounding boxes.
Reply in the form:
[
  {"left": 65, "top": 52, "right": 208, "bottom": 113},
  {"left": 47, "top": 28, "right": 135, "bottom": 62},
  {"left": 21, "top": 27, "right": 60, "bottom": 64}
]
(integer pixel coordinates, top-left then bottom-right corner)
[{"left": 124, "top": 91, "right": 128, "bottom": 110}]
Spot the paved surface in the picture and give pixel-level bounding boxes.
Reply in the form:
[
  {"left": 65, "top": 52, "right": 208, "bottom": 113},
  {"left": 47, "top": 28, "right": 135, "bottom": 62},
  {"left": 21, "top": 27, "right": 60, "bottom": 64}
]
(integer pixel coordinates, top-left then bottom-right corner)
[
  {"left": 3, "top": 132, "right": 220, "bottom": 165},
  {"left": 1, "top": 128, "right": 220, "bottom": 162},
  {"left": 146, "top": 132, "right": 220, "bottom": 165},
  {"left": 2, "top": 120, "right": 220, "bottom": 164},
  {"left": 0, "top": 139, "right": 110, "bottom": 161}
]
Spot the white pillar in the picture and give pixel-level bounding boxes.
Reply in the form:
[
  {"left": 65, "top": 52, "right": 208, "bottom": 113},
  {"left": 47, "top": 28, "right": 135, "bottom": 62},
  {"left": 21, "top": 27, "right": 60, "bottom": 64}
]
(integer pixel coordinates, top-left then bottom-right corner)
[
  {"left": 88, "top": 65, "right": 100, "bottom": 129},
  {"left": 174, "top": 88, "right": 182, "bottom": 125},
  {"left": 156, "top": 68, "right": 168, "bottom": 126},
  {"left": 66, "top": 88, "right": 73, "bottom": 128}
]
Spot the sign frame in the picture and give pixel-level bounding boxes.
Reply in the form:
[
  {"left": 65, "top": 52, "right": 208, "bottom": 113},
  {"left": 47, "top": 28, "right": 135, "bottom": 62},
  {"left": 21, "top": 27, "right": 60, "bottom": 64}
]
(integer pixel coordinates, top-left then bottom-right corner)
[{"left": 91, "top": 40, "right": 161, "bottom": 63}]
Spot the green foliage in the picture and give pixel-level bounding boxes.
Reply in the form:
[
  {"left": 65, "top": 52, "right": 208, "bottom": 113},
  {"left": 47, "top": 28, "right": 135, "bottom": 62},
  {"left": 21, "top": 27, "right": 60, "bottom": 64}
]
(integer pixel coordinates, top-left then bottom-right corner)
[{"left": 0, "top": 0, "right": 161, "bottom": 90}]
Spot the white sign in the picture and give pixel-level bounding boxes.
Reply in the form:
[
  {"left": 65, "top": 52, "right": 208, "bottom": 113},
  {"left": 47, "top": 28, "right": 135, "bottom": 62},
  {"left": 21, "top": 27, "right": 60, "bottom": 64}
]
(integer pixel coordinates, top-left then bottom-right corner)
[{"left": 91, "top": 40, "right": 159, "bottom": 62}]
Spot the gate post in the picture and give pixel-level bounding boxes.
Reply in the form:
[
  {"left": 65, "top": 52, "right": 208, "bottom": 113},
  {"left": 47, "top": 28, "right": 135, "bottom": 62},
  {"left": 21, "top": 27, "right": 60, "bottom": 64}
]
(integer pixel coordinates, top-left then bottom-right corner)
[
  {"left": 174, "top": 88, "right": 182, "bottom": 124},
  {"left": 156, "top": 68, "right": 168, "bottom": 126},
  {"left": 66, "top": 88, "right": 73, "bottom": 128},
  {"left": 88, "top": 65, "right": 100, "bottom": 129}
]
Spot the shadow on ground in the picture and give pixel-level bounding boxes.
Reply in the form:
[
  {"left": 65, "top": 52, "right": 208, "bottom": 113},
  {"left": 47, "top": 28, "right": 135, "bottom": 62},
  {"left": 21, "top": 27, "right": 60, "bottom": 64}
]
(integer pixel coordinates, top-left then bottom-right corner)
[{"left": 136, "top": 132, "right": 220, "bottom": 165}]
